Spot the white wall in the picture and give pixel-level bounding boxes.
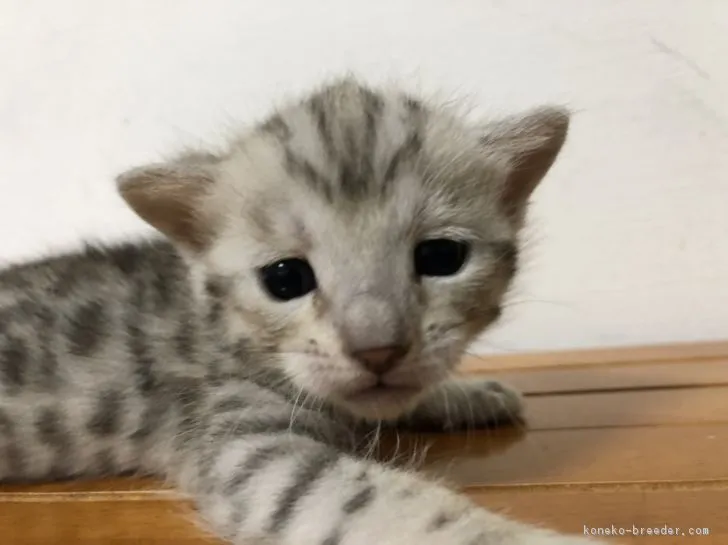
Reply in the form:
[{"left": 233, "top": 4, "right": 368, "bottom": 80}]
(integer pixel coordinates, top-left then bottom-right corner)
[{"left": 1, "top": 0, "right": 726, "bottom": 354}]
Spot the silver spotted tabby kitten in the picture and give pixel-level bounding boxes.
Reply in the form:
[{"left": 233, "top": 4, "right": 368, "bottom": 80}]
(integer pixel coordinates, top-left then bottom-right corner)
[{"left": 0, "top": 79, "right": 606, "bottom": 544}]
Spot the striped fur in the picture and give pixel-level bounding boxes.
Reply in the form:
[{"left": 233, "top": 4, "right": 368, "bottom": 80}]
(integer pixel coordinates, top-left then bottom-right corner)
[{"left": 0, "top": 78, "right": 606, "bottom": 543}]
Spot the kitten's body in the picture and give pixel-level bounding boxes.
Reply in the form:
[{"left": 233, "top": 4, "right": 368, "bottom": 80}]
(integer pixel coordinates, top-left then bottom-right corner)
[{"left": 0, "top": 79, "right": 606, "bottom": 544}]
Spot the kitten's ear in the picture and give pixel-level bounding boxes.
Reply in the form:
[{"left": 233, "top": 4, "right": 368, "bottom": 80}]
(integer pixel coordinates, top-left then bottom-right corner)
[
  {"left": 482, "top": 106, "right": 570, "bottom": 221},
  {"left": 116, "top": 160, "right": 217, "bottom": 252}
]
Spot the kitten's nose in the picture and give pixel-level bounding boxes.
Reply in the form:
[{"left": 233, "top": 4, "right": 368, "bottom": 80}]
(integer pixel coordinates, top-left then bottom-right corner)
[{"left": 351, "top": 344, "right": 410, "bottom": 375}]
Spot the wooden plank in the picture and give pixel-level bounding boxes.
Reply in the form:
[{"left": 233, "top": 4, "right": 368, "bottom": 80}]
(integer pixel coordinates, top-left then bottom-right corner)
[
  {"left": 0, "top": 478, "right": 172, "bottom": 496},
  {"left": 0, "top": 496, "right": 212, "bottom": 545},
  {"left": 0, "top": 477, "right": 173, "bottom": 496},
  {"left": 524, "top": 386, "right": 728, "bottom": 429},
  {"left": 461, "top": 340, "right": 728, "bottom": 372},
  {"left": 381, "top": 425, "right": 728, "bottom": 487},
  {"left": 485, "top": 361, "right": 728, "bottom": 395}
]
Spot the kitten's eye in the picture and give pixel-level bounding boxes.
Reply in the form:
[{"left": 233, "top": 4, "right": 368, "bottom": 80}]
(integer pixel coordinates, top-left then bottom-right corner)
[
  {"left": 414, "top": 239, "right": 470, "bottom": 277},
  {"left": 259, "top": 258, "right": 317, "bottom": 301}
]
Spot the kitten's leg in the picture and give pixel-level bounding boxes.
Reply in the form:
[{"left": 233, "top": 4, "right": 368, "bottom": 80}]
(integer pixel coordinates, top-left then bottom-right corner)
[
  {"left": 180, "top": 383, "right": 604, "bottom": 545},
  {"left": 394, "top": 378, "right": 525, "bottom": 432},
  {"left": 0, "top": 371, "right": 602, "bottom": 544}
]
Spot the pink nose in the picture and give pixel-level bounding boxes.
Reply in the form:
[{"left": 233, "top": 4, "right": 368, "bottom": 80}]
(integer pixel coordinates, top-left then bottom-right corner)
[{"left": 351, "top": 345, "right": 410, "bottom": 375}]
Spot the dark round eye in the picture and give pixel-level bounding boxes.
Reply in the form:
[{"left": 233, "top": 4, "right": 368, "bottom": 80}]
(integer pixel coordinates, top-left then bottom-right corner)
[
  {"left": 414, "top": 239, "right": 470, "bottom": 277},
  {"left": 259, "top": 258, "right": 317, "bottom": 301}
]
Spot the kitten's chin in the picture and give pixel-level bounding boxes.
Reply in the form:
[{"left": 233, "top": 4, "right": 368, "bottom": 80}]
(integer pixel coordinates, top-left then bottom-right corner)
[
  {"left": 281, "top": 356, "right": 449, "bottom": 421},
  {"left": 334, "top": 385, "right": 426, "bottom": 421}
]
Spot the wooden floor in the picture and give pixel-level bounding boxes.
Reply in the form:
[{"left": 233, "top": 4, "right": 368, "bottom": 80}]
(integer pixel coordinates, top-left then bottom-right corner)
[{"left": 2, "top": 341, "right": 728, "bottom": 544}]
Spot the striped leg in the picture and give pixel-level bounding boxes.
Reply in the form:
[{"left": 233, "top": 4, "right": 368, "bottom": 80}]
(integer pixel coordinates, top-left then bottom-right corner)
[{"left": 178, "top": 383, "right": 605, "bottom": 545}]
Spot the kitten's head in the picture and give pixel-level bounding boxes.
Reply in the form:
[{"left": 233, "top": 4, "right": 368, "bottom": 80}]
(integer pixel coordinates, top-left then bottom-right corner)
[{"left": 117, "top": 78, "right": 569, "bottom": 420}]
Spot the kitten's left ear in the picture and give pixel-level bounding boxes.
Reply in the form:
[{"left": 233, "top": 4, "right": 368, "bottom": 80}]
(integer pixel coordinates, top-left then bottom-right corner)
[{"left": 482, "top": 106, "right": 570, "bottom": 222}]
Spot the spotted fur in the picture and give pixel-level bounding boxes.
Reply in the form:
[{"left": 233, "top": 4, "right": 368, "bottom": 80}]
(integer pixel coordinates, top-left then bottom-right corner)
[{"left": 0, "top": 78, "right": 606, "bottom": 544}]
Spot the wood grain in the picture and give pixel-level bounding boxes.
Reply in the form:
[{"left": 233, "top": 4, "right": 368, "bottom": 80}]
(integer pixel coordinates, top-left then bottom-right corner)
[
  {"left": 487, "top": 361, "right": 728, "bottom": 395},
  {"left": 2, "top": 341, "right": 727, "bottom": 544},
  {"left": 461, "top": 340, "right": 728, "bottom": 372}
]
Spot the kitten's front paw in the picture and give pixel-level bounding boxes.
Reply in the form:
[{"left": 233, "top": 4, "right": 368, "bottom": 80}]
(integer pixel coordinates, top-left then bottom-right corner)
[
  {"left": 400, "top": 378, "right": 525, "bottom": 432},
  {"left": 453, "top": 378, "right": 525, "bottom": 430},
  {"left": 445, "top": 379, "right": 525, "bottom": 430}
]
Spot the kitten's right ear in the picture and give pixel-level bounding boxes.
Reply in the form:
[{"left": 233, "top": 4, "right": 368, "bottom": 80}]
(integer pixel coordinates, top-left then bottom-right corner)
[{"left": 116, "top": 161, "right": 217, "bottom": 252}]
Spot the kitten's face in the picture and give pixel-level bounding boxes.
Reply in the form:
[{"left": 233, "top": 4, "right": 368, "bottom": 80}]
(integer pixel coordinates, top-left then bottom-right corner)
[{"left": 118, "top": 79, "right": 568, "bottom": 420}]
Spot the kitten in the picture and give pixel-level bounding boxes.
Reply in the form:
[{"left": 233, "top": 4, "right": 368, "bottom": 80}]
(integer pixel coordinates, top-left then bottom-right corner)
[{"left": 0, "top": 78, "right": 606, "bottom": 544}]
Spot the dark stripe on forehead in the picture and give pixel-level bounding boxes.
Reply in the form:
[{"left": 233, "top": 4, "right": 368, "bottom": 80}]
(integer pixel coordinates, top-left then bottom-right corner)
[
  {"left": 403, "top": 95, "right": 424, "bottom": 116},
  {"left": 379, "top": 96, "right": 427, "bottom": 191},
  {"left": 338, "top": 161, "right": 366, "bottom": 200},
  {"left": 279, "top": 82, "right": 427, "bottom": 202},
  {"left": 337, "top": 87, "right": 384, "bottom": 200},
  {"left": 402, "top": 94, "right": 427, "bottom": 135},
  {"left": 284, "top": 148, "right": 333, "bottom": 201},
  {"left": 361, "top": 88, "right": 383, "bottom": 169},
  {"left": 361, "top": 87, "right": 384, "bottom": 132},
  {"left": 261, "top": 114, "right": 292, "bottom": 141},
  {"left": 308, "top": 94, "right": 338, "bottom": 163},
  {"left": 383, "top": 131, "right": 423, "bottom": 187},
  {"left": 339, "top": 127, "right": 369, "bottom": 200}
]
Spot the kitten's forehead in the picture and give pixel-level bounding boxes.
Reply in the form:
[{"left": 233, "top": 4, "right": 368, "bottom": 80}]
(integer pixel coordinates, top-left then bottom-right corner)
[
  {"left": 258, "top": 79, "right": 429, "bottom": 203},
  {"left": 213, "top": 79, "right": 522, "bottom": 266},
  {"left": 248, "top": 177, "right": 421, "bottom": 257},
  {"left": 236, "top": 79, "right": 505, "bottom": 230}
]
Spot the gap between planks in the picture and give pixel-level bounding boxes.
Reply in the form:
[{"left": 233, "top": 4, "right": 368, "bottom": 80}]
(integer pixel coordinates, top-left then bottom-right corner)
[{"left": 462, "top": 340, "right": 728, "bottom": 372}]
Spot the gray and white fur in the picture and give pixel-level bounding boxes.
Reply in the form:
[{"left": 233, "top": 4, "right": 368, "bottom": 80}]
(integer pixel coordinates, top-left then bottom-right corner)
[{"left": 0, "top": 78, "right": 607, "bottom": 544}]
